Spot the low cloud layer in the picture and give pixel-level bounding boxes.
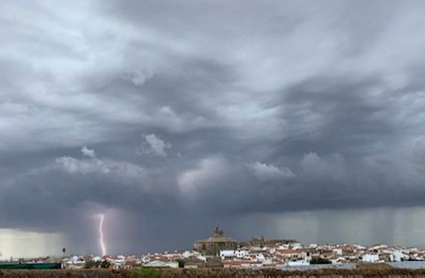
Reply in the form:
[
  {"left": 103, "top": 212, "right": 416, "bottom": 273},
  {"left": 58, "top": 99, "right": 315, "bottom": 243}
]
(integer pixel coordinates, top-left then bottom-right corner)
[{"left": 1, "top": 0, "right": 425, "bottom": 256}]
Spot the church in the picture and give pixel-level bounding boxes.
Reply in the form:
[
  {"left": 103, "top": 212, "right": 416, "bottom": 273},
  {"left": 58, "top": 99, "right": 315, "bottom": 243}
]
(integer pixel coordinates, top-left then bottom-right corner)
[{"left": 193, "top": 227, "right": 237, "bottom": 256}]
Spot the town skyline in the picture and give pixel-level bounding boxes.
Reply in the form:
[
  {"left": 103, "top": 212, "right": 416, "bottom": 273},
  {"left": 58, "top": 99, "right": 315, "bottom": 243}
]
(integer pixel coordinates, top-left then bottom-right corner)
[
  {"left": 4, "top": 227, "right": 425, "bottom": 271},
  {"left": 4, "top": 216, "right": 425, "bottom": 259}
]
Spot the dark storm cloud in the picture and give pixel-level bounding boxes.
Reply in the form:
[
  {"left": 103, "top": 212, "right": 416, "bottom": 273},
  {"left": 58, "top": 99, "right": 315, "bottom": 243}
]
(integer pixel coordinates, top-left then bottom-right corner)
[{"left": 2, "top": 0, "right": 425, "bottom": 255}]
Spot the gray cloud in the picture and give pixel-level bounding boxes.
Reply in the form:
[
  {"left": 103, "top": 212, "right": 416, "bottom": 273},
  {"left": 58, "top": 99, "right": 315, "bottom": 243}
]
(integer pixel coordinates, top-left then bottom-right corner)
[
  {"left": 247, "top": 162, "right": 296, "bottom": 182},
  {"left": 142, "top": 134, "right": 172, "bottom": 157},
  {"left": 2, "top": 0, "right": 425, "bottom": 256},
  {"left": 81, "top": 146, "right": 96, "bottom": 158}
]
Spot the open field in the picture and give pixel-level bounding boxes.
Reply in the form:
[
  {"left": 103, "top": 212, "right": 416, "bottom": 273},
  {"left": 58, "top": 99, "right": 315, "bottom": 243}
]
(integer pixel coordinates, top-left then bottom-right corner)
[{"left": 5, "top": 267, "right": 425, "bottom": 278}]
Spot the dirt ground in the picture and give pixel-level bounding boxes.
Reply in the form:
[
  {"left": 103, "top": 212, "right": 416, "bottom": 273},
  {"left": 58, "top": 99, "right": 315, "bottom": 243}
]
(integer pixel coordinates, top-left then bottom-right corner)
[{"left": 2, "top": 266, "right": 425, "bottom": 278}]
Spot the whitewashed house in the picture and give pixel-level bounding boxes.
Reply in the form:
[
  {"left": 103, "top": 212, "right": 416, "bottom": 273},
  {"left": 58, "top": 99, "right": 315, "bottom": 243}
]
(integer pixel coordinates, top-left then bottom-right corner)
[{"left": 362, "top": 254, "right": 379, "bottom": 262}]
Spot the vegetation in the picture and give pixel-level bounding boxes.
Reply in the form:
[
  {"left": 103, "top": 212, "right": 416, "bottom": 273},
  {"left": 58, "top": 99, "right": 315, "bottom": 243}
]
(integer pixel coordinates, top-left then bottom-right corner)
[
  {"left": 132, "top": 267, "right": 162, "bottom": 278},
  {"left": 2, "top": 267, "right": 425, "bottom": 277},
  {"left": 310, "top": 257, "right": 332, "bottom": 264},
  {"left": 84, "top": 260, "right": 111, "bottom": 269},
  {"left": 101, "top": 260, "right": 111, "bottom": 269},
  {"left": 6, "top": 267, "right": 425, "bottom": 277},
  {"left": 84, "top": 260, "right": 97, "bottom": 269},
  {"left": 176, "top": 259, "right": 185, "bottom": 268}
]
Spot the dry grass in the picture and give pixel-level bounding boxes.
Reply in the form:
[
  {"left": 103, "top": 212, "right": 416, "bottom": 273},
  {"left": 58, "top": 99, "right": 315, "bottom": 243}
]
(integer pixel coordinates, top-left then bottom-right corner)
[
  {"left": 356, "top": 262, "right": 394, "bottom": 269},
  {"left": 3, "top": 267, "right": 425, "bottom": 277}
]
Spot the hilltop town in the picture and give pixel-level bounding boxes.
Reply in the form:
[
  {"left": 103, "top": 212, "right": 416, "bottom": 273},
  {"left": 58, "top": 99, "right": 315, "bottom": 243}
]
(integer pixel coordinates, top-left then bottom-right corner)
[{"left": 3, "top": 228, "right": 425, "bottom": 270}]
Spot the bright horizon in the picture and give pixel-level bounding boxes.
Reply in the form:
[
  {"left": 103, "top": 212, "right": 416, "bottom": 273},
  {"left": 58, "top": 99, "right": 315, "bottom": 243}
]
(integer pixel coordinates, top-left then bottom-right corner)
[{"left": 3, "top": 206, "right": 425, "bottom": 258}]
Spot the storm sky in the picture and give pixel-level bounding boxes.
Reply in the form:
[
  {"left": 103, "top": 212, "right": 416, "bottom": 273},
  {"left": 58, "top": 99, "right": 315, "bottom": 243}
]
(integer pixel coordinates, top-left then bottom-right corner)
[{"left": 2, "top": 0, "right": 425, "bottom": 257}]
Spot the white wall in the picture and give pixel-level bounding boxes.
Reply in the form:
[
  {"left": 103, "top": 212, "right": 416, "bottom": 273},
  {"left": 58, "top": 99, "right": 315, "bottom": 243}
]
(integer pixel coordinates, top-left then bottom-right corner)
[
  {"left": 220, "top": 250, "right": 248, "bottom": 260},
  {"left": 362, "top": 254, "right": 379, "bottom": 262}
]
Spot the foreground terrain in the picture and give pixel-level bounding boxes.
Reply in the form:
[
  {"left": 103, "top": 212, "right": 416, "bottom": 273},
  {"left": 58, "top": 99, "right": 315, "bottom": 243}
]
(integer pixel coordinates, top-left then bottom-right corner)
[{"left": 4, "top": 266, "right": 425, "bottom": 278}]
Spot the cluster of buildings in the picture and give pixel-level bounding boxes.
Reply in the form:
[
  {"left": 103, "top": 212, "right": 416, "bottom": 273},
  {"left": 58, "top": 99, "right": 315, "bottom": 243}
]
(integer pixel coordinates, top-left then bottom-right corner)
[
  {"left": 5, "top": 228, "right": 425, "bottom": 270},
  {"left": 62, "top": 228, "right": 425, "bottom": 269},
  {"left": 187, "top": 228, "right": 423, "bottom": 268}
]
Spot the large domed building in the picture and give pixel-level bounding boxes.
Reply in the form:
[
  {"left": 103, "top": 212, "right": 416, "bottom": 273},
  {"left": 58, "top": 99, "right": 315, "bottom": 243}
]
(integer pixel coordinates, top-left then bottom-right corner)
[{"left": 193, "top": 227, "right": 237, "bottom": 256}]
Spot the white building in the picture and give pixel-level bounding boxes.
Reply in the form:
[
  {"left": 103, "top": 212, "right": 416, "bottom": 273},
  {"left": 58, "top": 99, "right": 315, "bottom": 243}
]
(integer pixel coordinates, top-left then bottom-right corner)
[
  {"left": 288, "top": 261, "right": 310, "bottom": 266},
  {"left": 291, "top": 243, "right": 303, "bottom": 249},
  {"left": 362, "top": 254, "right": 379, "bottom": 262},
  {"left": 390, "top": 251, "right": 408, "bottom": 262},
  {"left": 220, "top": 250, "right": 249, "bottom": 260},
  {"left": 182, "top": 250, "right": 201, "bottom": 258},
  {"left": 334, "top": 249, "right": 343, "bottom": 256},
  {"left": 256, "top": 253, "right": 266, "bottom": 262},
  {"left": 143, "top": 260, "right": 178, "bottom": 268}
]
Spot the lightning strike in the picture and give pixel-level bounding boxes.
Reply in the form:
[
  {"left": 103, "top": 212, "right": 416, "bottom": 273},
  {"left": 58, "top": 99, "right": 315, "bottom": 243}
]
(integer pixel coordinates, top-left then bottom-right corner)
[{"left": 99, "top": 214, "right": 107, "bottom": 256}]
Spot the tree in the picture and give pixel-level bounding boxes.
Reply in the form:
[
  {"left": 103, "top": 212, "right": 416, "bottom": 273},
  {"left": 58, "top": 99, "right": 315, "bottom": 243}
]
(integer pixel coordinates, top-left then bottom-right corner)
[
  {"left": 310, "top": 257, "right": 332, "bottom": 264},
  {"left": 177, "top": 259, "right": 185, "bottom": 268},
  {"left": 84, "top": 260, "right": 97, "bottom": 269},
  {"left": 100, "top": 260, "right": 111, "bottom": 269}
]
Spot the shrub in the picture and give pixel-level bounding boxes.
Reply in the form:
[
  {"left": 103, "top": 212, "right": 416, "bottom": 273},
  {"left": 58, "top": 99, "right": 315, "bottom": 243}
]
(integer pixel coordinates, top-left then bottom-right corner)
[
  {"left": 310, "top": 257, "right": 332, "bottom": 264},
  {"left": 132, "top": 267, "right": 162, "bottom": 278}
]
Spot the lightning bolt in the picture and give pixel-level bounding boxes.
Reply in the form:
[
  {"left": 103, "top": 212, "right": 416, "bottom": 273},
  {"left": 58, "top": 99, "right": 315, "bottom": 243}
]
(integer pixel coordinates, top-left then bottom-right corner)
[{"left": 99, "top": 214, "right": 107, "bottom": 256}]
